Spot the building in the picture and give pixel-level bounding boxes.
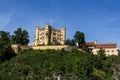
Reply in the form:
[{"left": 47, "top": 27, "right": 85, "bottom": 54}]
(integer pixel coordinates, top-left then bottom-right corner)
[
  {"left": 86, "top": 41, "right": 118, "bottom": 56},
  {"left": 33, "top": 24, "right": 66, "bottom": 46}
]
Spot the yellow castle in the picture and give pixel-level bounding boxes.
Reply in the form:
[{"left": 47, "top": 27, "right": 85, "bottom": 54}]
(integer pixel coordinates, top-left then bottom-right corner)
[{"left": 33, "top": 24, "right": 66, "bottom": 46}]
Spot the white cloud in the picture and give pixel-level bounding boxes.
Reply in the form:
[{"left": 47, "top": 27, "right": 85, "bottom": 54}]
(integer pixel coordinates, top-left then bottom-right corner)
[{"left": 0, "top": 12, "right": 15, "bottom": 30}]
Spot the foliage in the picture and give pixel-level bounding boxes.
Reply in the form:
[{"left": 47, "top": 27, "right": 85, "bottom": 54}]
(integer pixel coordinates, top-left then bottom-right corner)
[
  {"left": 91, "top": 68, "right": 106, "bottom": 80},
  {"left": 65, "top": 39, "right": 76, "bottom": 46},
  {"left": 0, "top": 31, "right": 10, "bottom": 47},
  {"left": 11, "top": 28, "right": 29, "bottom": 45},
  {"left": 0, "top": 49, "right": 117, "bottom": 80},
  {"left": 74, "top": 31, "right": 86, "bottom": 49},
  {"left": 97, "top": 48, "right": 107, "bottom": 60},
  {"left": 0, "top": 31, "right": 16, "bottom": 62}
]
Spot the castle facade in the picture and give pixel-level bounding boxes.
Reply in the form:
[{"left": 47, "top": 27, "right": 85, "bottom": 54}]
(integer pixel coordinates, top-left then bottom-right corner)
[{"left": 33, "top": 24, "right": 66, "bottom": 46}]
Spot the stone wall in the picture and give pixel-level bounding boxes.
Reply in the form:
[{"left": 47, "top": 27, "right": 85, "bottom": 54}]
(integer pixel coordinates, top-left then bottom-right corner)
[
  {"left": 11, "top": 44, "right": 68, "bottom": 54},
  {"left": 11, "top": 44, "right": 32, "bottom": 54},
  {"left": 11, "top": 44, "right": 21, "bottom": 54},
  {"left": 32, "top": 45, "right": 68, "bottom": 50}
]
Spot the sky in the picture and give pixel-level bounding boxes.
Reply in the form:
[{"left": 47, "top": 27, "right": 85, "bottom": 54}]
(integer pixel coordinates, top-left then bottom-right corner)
[{"left": 0, "top": 0, "right": 120, "bottom": 47}]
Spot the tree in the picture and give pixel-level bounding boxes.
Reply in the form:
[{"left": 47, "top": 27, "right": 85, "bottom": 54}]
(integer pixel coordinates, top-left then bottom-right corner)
[
  {"left": 74, "top": 31, "right": 85, "bottom": 48},
  {"left": 22, "top": 30, "right": 29, "bottom": 45},
  {"left": 65, "top": 39, "right": 71, "bottom": 45},
  {"left": 0, "top": 31, "right": 10, "bottom": 48},
  {"left": 0, "top": 31, "right": 15, "bottom": 62},
  {"left": 0, "top": 49, "right": 115, "bottom": 79},
  {"left": 65, "top": 39, "right": 76, "bottom": 46},
  {"left": 97, "top": 48, "right": 106, "bottom": 60},
  {"left": 91, "top": 68, "right": 106, "bottom": 80},
  {"left": 70, "top": 39, "right": 76, "bottom": 46},
  {"left": 11, "top": 28, "right": 29, "bottom": 45}
]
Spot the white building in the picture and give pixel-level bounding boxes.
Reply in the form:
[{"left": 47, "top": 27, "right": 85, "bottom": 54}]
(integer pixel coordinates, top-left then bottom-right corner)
[{"left": 86, "top": 41, "right": 118, "bottom": 56}]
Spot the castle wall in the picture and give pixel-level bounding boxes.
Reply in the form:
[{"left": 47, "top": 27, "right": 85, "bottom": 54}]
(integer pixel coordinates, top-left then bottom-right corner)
[
  {"left": 11, "top": 44, "right": 68, "bottom": 53},
  {"left": 32, "top": 45, "right": 68, "bottom": 50},
  {"left": 11, "top": 44, "right": 20, "bottom": 54}
]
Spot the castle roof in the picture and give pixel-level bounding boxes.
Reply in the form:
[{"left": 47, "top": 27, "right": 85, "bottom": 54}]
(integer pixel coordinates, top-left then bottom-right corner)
[
  {"left": 86, "top": 42, "right": 117, "bottom": 49},
  {"left": 86, "top": 42, "right": 95, "bottom": 46},
  {"left": 95, "top": 44, "right": 117, "bottom": 48}
]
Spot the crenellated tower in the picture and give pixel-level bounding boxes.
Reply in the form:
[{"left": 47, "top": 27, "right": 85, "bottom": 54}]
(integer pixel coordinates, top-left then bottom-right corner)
[{"left": 33, "top": 24, "right": 66, "bottom": 46}]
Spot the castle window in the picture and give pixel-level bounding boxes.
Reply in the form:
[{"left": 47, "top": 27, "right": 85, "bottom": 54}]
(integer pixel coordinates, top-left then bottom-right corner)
[
  {"left": 53, "top": 37, "right": 56, "bottom": 39},
  {"left": 112, "top": 50, "right": 114, "bottom": 53},
  {"left": 41, "top": 33, "right": 44, "bottom": 35},
  {"left": 46, "top": 32, "right": 48, "bottom": 35},
  {"left": 53, "top": 33, "right": 56, "bottom": 35},
  {"left": 107, "top": 50, "right": 109, "bottom": 53}
]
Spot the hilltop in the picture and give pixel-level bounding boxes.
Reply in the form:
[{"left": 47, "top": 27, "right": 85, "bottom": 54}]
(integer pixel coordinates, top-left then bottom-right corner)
[
  {"left": 0, "top": 27, "right": 120, "bottom": 80},
  {"left": 0, "top": 49, "right": 120, "bottom": 80}
]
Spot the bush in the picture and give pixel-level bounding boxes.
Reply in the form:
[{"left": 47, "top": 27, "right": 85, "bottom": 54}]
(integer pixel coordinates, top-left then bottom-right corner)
[{"left": 0, "top": 49, "right": 117, "bottom": 80}]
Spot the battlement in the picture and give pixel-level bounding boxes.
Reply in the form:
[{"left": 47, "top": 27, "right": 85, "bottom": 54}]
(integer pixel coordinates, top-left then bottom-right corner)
[
  {"left": 11, "top": 44, "right": 68, "bottom": 53},
  {"left": 33, "top": 24, "right": 66, "bottom": 46}
]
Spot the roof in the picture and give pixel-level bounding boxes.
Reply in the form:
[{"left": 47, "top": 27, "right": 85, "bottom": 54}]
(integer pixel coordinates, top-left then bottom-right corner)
[
  {"left": 95, "top": 44, "right": 117, "bottom": 48},
  {"left": 86, "top": 42, "right": 117, "bottom": 48},
  {"left": 86, "top": 42, "right": 95, "bottom": 46}
]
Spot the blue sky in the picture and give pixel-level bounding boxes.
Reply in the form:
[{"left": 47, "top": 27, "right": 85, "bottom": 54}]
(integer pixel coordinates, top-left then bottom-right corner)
[{"left": 0, "top": 0, "right": 120, "bottom": 47}]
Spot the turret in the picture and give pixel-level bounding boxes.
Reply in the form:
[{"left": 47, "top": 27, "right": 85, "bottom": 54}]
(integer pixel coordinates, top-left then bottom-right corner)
[
  {"left": 36, "top": 26, "right": 40, "bottom": 40},
  {"left": 61, "top": 27, "right": 66, "bottom": 45}
]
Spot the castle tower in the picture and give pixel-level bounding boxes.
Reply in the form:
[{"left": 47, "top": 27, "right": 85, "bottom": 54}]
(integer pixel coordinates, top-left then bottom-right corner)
[
  {"left": 61, "top": 27, "right": 66, "bottom": 45},
  {"left": 44, "top": 24, "right": 52, "bottom": 45},
  {"left": 33, "top": 24, "right": 66, "bottom": 46},
  {"left": 36, "top": 26, "right": 40, "bottom": 40},
  {"left": 33, "top": 26, "right": 40, "bottom": 46}
]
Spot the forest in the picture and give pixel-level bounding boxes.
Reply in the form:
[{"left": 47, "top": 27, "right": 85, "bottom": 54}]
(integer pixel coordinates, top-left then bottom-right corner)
[{"left": 0, "top": 49, "right": 120, "bottom": 80}]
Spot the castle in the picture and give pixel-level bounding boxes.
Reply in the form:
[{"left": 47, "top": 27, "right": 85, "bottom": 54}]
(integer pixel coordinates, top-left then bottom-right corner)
[
  {"left": 33, "top": 24, "right": 66, "bottom": 46},
  {"left": 11, "top": 24, "right": 119, "bottom": 56}
]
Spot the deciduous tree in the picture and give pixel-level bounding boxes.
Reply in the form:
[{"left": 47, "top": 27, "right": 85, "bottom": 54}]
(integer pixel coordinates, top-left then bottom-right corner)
[
  {"left": 74, "top": 31, "right": 85, "bottom": 48},
  {"left": 65, "top": 39, "right": 76, "bottom": 46},
  {"left": 0, "top": 31, "right": 15, "bottom": 62},
  {"left": 11, "top": 28, "right": 29, "bottom": 45}
]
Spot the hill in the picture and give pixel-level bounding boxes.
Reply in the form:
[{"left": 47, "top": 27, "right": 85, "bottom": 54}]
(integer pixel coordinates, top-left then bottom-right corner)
[{"left": 0, "top": 49, "right": 119, "bottom": 80}]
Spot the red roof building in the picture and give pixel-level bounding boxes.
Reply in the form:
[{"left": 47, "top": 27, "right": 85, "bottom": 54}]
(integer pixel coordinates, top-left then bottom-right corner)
[
  {"left": 95, "top": 44, "right": 117, "bottom": 48},
  {"left": 86, "top": 41, "right": 118, "bottom": 56},
  {"left": 86, "top": 42, "right": 95, "bottom": 46}
]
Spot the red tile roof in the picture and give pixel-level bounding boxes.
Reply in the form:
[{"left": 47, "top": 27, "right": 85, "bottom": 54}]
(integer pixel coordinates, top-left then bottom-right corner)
[
  {"left": 86, "top": 42, "right": 117, "bottom": 48},
  {"left": 86, "top": 42, "right": 95, "bottom": 46},
  {"left": 95, "top": 44, "right": 117, "bottom": 48}
]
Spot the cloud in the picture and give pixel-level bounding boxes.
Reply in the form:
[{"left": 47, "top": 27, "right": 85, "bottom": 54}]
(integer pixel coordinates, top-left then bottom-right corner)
[{"left": 0, "top": 12, "right": 15, "bottom": 30}]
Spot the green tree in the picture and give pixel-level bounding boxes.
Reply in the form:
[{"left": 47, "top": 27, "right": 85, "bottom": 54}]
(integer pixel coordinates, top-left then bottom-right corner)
[
  {"left": 91, "top": 68, "right": 106, "bottom": 80},
  {"left": 11, "top": 28, "right": 29, "bottom": 45},
  {"left": 65, "top": 39, "right": 71, "bottom": 45},
  {"left": 74, "top": 31, "right": 85, "bottom": 48},
  {"left": 98, "top": 48, "right": 106, "bottom": 60},
  {"left": 0, "top": 31, "right": 15, "bottom": 62},
  {"left": 70, "top": 39, "right": 76, "bottom": 46},
  {"left": 65, "top": 39, "right": 76, "bottom": 46},
  {"left": 0, "top": 31, "right": 10, "bottom": 48},
  {"left": 0, "top": 49, "right": 115, "bottom": 79}
]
